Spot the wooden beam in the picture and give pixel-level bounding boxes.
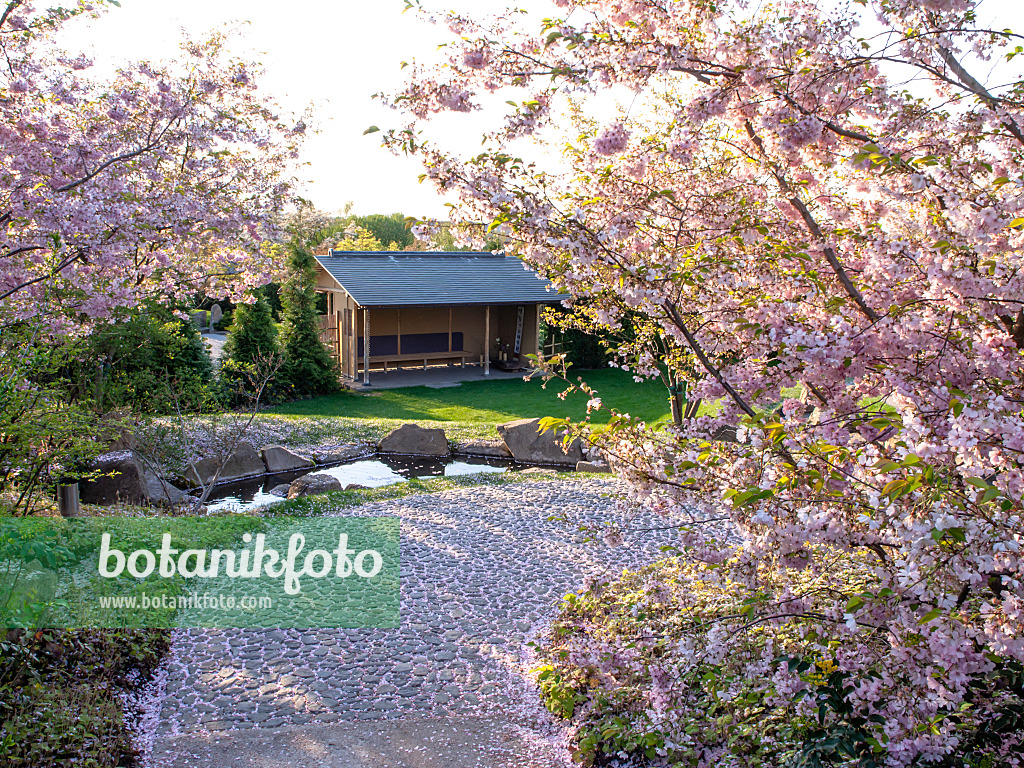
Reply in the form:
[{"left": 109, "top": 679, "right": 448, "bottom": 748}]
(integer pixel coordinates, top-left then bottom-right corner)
[
  {"left": 448, "top": 306, "right": 453, "bottom": 353},
  {"left": 363, "top": 308, "right": 370, "bottom": 386},
  {"left": 397, "top": 307, "right": 402, "bottom": 355},
  {"left": 484, "top": 305, "right": 490, "bottom": 376},
  {"left": 535, "top": 304, "right": 542, "bottom": 358}
]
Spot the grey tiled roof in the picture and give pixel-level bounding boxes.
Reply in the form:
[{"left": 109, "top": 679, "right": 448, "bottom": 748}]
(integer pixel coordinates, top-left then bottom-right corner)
[{"left": 316, "top": 251, "right": 561, "bottom": 307}]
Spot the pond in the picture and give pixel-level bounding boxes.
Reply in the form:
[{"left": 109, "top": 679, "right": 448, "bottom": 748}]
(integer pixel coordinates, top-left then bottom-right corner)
[{"left": 205, "top": 453, "right": 517, "bottom": 513}]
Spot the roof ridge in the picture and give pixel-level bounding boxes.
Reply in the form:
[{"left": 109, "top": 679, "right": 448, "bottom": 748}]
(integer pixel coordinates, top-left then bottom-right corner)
[{"left": 325, "top": 250, "right": 506, "bottom": 257}]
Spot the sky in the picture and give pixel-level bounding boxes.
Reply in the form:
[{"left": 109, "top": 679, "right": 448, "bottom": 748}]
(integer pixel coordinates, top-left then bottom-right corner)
[
  {"left": 58, "top": 0, "right": 1022, "bottom": 221},
  {"left": 59, "top": 0, "right": 511, "bottom": 220}
]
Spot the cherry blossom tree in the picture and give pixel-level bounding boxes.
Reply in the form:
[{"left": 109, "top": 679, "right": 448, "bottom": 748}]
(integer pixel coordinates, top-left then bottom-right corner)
[
  {"left": 0, "top": 0, "right": 304, "bottom": 332},
  {"left": 385, "top": 0, "right": 1024, "bottom": 762}
]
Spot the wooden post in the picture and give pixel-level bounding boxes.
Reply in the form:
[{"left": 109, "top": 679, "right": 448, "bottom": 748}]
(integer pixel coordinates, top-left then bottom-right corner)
[
  {"left": 397, "top": 307, "right": 402, "bottom": 355},
  {"left": 58, "top": 483, "right": 81, "bottom": 517},
  {"left": 448, "top": 307, "right": 453, "bottom": 353},
  {"left": 363, "top": 308, "right": 370, "bottom": 386},
  {"left": 535, "top": 304, "right": 542, "bottom": 359},
  {"left": 484, "top": 305, "right": 490, "bottom": 376}
]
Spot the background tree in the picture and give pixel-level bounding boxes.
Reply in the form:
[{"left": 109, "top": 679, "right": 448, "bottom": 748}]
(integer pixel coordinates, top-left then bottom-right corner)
[
  {"left": 219, "top": 291, "right": 283, "bottom": 406},
  {"left": 332, "top": 226, "right": 390, "bottom": 251},
  {"left": 385, "top": 0, "right": 1024, "bottom": 762},
  {"left": 351, "top": 213, "right": 415, "bottom": 249},
  {"left": 278, "top": 243, "right": 339, "bottom": 397}
]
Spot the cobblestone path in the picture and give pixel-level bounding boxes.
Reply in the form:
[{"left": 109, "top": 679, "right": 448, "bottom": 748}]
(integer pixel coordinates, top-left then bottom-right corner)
[{"left": 142, "top": 479, "right": 676, "bottom": 767}]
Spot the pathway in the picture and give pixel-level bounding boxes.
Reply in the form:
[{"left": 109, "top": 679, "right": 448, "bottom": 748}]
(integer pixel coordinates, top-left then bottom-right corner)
[{"left": 140, "top": 479, "right": 679, "bottom": 767}]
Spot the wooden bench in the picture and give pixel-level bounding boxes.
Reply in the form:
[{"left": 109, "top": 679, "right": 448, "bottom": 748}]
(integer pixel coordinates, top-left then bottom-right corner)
[
  {"left": 359, "top": 332, "right": 473, "bottom": 373},
  {"left": 369, "top": 350, "right": 474, "bottom": 372}
]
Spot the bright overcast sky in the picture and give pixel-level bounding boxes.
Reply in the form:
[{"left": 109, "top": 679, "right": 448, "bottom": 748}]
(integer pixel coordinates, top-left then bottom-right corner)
[
  {"left": 58, "top": 0, "right": 512, "bottom": 220},
  {"left": 58, "top": 0, "right": 1021, "bottom": 221}
]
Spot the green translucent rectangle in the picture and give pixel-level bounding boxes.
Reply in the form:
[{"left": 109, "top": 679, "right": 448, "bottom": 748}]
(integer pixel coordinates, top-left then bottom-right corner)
[{"left": 0, "top": 516, "right": 399, "bottom": 629}]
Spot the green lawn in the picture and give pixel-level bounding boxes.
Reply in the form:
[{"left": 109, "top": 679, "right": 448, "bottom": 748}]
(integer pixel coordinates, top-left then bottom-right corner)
[{"left": 269, "top": 368, "right": 673, "bottom": 427}]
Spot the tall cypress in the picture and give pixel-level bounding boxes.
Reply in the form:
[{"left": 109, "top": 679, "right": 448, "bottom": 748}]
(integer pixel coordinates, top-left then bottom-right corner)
[{"left": 279, "top": 242, "right": 339, "bottom": 396}]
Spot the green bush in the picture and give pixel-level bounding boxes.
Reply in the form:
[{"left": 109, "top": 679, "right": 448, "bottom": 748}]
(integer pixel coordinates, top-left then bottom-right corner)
[
  {"left": 214, "top": 309, "right": 233, "bottom": 332},
  {"left": 559, "top": 326, "right": 611, "bottom": 370},
  {"left": 76, "top": 305, "right": 216, "bottom": 414},
  {"left": 0, "top": 628, "right": 170, "bottom": 767},
  {"left": 541, "top": 319, "right": 611, "bottom": 370}
]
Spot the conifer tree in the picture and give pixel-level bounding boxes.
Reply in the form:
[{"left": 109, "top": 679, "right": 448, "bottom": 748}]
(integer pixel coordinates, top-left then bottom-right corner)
[
  {"left": 279, "top": 243, "right": 339, "bottom": 396},
  {"left": 222, "top": 291, "right": 279, "bottom": 365}
]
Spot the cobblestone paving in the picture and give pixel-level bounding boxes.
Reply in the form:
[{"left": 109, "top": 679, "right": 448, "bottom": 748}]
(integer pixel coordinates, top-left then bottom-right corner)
[{"left": 144, "top": 479, "right": 678, "bottom": 764}]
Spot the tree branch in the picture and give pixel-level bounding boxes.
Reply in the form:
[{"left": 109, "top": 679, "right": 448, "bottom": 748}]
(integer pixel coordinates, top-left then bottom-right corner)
[
  {"left": 786, "top": 196, "right": 880, "bottom": 325},
  {"left": 0, "top": 249, "right": 84, "bottom": 302},
  {"left": 936, "top": 45, "right": 1024, "bottom": 146},
  {"left": 662, "top": 301, "right": 757, "bottom": 419},
  {"left": 54, "top": 140, "right": 160, "bottom": 194}
]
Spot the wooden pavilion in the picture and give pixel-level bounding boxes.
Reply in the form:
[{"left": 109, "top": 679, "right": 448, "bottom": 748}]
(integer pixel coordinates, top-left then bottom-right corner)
[{"left": 313, "top": 251, "right": 561, "bottom": 385}]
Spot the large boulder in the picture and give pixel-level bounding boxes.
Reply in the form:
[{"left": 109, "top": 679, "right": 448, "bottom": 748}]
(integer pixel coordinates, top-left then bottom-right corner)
[
  {"left": 185, "top": 442, "right": 265, "bottom": 488},
  {"left": 454, "top": 439, "right": 513, "bottom": 458},
  {"left": 141, "top": 472, "right": 191, "bottom": 506},
  {"left": 497, "top": 418, "right": 584, "bottom": 466},
  {"left": 79, "top": 453, "right": 143, "bottom": 505},
  {"left": 576, "top": 460, "right": 611, "bottom": 474},
  {"left": 79, "top": 453, "right": 189, "bottom": 507},
  {"left": 287, "top": 473, "right": 343, "bottom": 499},
  {"left": 378, "top": 423, "right": 449, "bottom": 457},
  {"left": 260, "top": 445, "right": 314, "bottom": 474},
  {"left": 313, "top": 444, "right": 370, "bottom": 464}
]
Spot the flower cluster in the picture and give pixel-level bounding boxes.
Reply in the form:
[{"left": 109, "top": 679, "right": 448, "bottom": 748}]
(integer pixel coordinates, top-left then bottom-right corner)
[{"left": 594, "top": 122, "right": 630, "bottom": 156}]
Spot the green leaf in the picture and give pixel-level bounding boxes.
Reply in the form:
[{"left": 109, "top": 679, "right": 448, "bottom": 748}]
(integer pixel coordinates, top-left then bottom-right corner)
[
  {"left": 363, "top": 125, "right": 380, "bottom": 135},
  {"left": 919, "top": 608, "right": 943, "bottom": 625}
]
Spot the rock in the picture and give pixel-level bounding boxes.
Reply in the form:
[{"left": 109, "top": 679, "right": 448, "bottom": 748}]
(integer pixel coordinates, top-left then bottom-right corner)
[
  {"left": 454, "top": 439, "right": 512, "bottom": 458},
  {"left": 287, "top": 473, "right": 343, "bottom": 499},
  {"left": 313, "top": 445, "right": 369, "bottom": 464},
  {"left": 141, "top": 472, "right": 191, "bottom": 506},
  {"left": 576, "top": 460, "right": 611, "bottom": 474},
  {"left": 344, "top": 483, "right": 368, "bottom": 491},
  {"left": 79, "top": 454, "right": 145, "bottom": 505},
  {"left": 378, "top": 423, "right": 449, "bottom": 457},
  {"left": 496, "top": 418, "right": 584, "bottom": 466},
  {"left": 209, "top": 302, "right": 223, "bottom": 329},
  {"left": 185, "top": 442, "right": 265, "bottom": 488},
  {"left": 80, "top": 454, "right": 189, "bottom": 507},
  {"left": 260, "top": 445, "right": 314, "bottom": 474},
  {"left": 521, "top": 467, "right": 556, "bottom": 475},
  {"left": 189, "top": 310, "right": 207, "bottom": 328},
  {"left": 269, "top": 484, "right": 291, "bottom": 497}
]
